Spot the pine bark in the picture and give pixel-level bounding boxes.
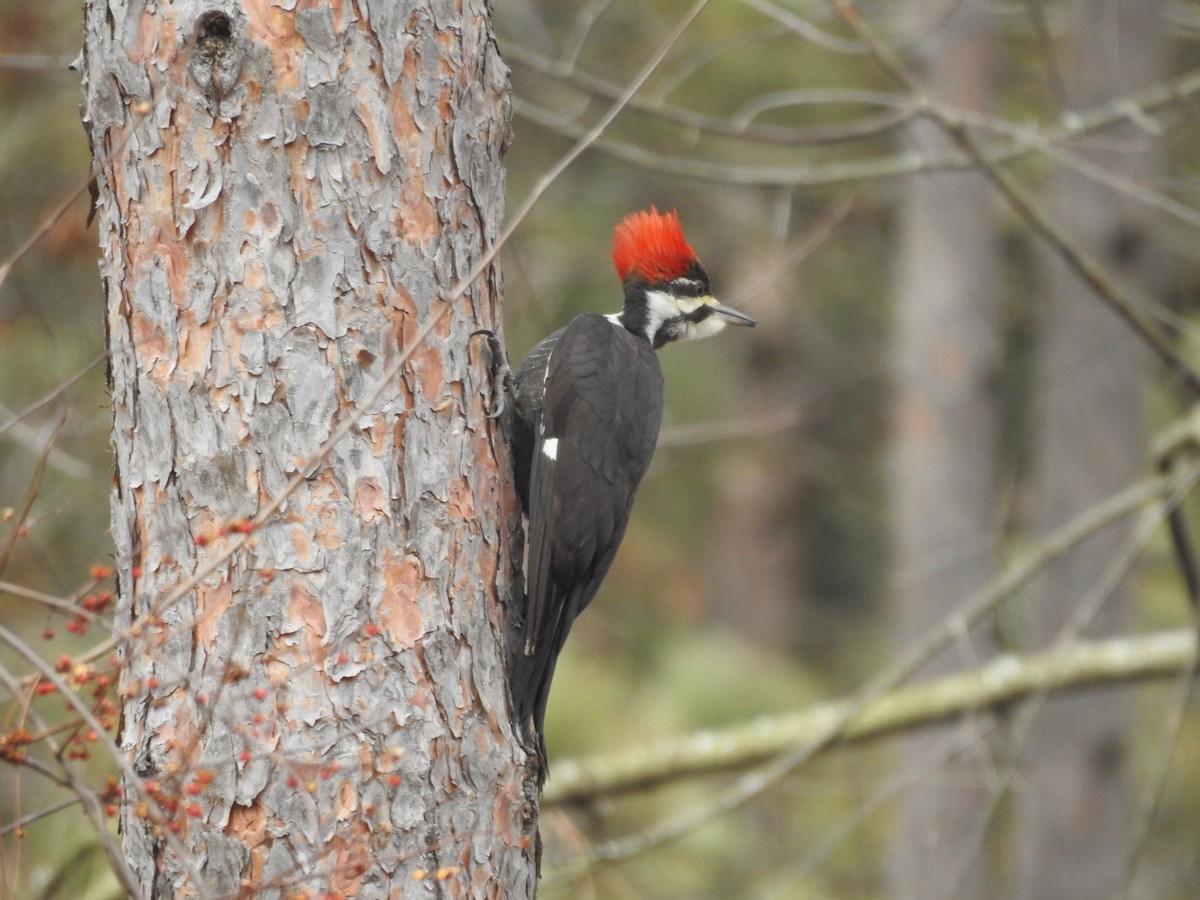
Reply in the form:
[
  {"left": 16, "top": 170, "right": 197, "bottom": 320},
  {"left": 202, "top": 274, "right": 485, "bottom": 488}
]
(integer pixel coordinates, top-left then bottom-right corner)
[{"left": 81, "top": 2, "right": 534, "bottom": 896}]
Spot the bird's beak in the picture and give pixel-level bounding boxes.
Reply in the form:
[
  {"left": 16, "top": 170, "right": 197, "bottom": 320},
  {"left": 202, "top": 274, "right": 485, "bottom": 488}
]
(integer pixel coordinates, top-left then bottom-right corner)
[{"left": 709, "top": 300, "right": 756, "bottom": 328}]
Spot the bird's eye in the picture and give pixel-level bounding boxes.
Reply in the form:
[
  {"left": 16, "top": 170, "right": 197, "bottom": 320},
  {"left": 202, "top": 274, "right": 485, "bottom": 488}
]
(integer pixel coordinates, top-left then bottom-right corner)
[{"left": 669, "top": 277, "right": 707, "bottom": 297}]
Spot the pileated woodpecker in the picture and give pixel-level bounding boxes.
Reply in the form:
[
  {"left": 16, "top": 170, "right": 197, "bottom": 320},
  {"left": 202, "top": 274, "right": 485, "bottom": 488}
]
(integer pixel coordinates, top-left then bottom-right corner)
[{"left": 486, "top": 208, "right": 755, "bottom": 780}]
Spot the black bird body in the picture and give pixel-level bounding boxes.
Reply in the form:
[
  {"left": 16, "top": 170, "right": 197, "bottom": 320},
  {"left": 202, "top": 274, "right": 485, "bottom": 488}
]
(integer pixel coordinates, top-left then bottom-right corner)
[
  {"left": 499, "top": 208, "right": 755, "bottom": 782},
  {"left": 508, "top": 314, "right": 664, "bottom": 766}
]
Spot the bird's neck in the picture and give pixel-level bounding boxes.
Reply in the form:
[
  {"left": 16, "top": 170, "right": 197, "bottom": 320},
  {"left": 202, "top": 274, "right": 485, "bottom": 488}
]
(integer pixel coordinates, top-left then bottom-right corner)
[{"left": 604, "top": 306, "right": 655, "bottom": 347}]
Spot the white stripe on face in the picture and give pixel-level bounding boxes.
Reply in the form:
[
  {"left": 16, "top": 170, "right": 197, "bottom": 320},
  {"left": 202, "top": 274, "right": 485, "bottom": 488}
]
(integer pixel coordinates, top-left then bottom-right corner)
[{"left": 644, "top": 290, "right": 728, "bottom": 344}]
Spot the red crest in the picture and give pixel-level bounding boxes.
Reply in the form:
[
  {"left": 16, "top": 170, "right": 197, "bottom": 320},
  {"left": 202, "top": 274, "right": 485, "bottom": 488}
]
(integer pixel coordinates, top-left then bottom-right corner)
[{"left": 611, "top": 207, "right": 697, "bottom": 283}]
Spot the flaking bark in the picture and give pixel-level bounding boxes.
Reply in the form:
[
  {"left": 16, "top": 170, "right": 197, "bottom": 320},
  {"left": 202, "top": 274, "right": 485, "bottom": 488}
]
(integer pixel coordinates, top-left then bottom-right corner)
[{"left": 81, "top": 2, "right": 535, "bottom": 896}]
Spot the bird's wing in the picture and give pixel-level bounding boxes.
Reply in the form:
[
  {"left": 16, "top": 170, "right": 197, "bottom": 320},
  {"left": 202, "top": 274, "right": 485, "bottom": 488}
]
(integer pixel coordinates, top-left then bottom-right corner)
[{"left": 515, "top": 315, "right": 663, "bottom": 741}]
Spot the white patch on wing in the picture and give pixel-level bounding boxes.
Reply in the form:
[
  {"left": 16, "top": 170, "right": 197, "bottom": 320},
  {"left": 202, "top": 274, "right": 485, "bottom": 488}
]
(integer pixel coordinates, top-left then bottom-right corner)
[
  {"left": 604, "top": 312, "right": 623, "bottom": 326},
  {"left": 542, "top": 437, "right": 559, "bottom": 460}
]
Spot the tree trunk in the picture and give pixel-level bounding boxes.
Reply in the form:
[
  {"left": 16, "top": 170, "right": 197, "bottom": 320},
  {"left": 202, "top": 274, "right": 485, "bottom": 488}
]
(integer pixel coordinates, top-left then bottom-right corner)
[
  {"left": 887, "top": 3, "right": 1000, "bottom": 898},
  {"left": 1019, "top": 2, "right": 1166, "bottom": 896},
  {"left": 81, "top": 2, "right": 534, "bottom": 896}
]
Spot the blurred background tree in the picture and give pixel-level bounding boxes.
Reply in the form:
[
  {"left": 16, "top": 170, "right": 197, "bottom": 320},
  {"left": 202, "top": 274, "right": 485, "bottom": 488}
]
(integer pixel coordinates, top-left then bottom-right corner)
[{"left": 3, "top": 1, "right": 1200, "bottom": 897}]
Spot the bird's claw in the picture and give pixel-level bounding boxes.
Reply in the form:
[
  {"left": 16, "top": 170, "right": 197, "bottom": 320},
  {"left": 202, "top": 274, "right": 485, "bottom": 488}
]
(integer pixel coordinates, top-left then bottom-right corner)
[{"left": 470, "top": 328, "right": 514, "bottom": 419}]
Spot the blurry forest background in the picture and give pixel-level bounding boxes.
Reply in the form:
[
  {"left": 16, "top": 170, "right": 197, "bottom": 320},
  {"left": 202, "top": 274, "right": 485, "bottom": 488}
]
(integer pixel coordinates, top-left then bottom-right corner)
[{"left": 3, "top": 0, "right": 1200, "bottom": 897}]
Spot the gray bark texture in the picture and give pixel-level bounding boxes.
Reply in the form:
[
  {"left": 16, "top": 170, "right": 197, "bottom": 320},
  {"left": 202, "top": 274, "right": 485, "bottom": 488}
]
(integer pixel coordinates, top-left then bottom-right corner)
[
  {"left": 1020, "top": 1, "right": 1165, "bottom": 897},
  {"left": 887, "top": 3, "right": 1000, "bottom": 898},
  {"left": 81, "top": 1, "right": 535, "bottom": 897}
]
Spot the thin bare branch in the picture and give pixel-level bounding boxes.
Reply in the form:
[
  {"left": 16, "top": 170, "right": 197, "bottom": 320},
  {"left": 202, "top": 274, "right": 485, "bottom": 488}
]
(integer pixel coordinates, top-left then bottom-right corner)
[
  {"left": 0, "top": 624, "right": 200, "bottom": 895},
  {"left": 561, "top": 0, "right": 617, "bottom": 70},
  {"left": 1122, "top": 650, "right": 1199, "bottom": 890},
  {"left": 0, "top": 419, "right": 60, "bottom": 581},
  {"left": 514, "top": 64, "right": 1200, "bottom": 190},
  {"left": 0, "top": 53, "right": 76, "bottom": 71},
  {"left": 0, "top": 581, "right": 101, "bottom": 624},
  {"left": 828, "top": 0, "right": 1200, "bottom": 397},
  {"left": 0, "top": 402, "right": 91, "bottom": 479},
  {"left": 543, "top": 629, "right": 1196, "bottom": 844},
  {"left": 740, "top": 0, "right": 864, "bottom": 54},
  {"left": 0, "top": 354, "right": 105, "bottom": 442},
  {"left": 540, "top": 462, "right": 1191, "bottom": 880},
  {"left": 657, "top": 403, "right": 808, "bottom": 447},
  {"left": 504, "top": 40, "right": 911, "bottom": 145},
  {"left": 0, "top": 796, "right": 80, "bottom": 838},
  {"left": 1024, "top": 0, "right": 1066, "bottom": 103}
]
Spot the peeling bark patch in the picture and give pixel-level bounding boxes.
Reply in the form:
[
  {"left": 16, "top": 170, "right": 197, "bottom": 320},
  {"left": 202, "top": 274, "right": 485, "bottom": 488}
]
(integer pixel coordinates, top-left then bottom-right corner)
[
  {"left": 194, "top": 581, "right": 234, "bottom": 645},
  {"left": 354, "top": 477, "right": 388, "bottom": 522},
  {"left": 286, "top": 582, "right": 328, "bottom": 648},
  {"left": 379, "top": 554, "right": 426, "bottom": 647},
  {"left": 129, "top": 311, "right": 172, "bottom": 385},
  {"left": 287, "top": 523, "right": 317, "bottom": 567},
  {"left": 226, "top": 797, "right": 268, "bottom": 847},
  {"left": 448, "top": 476, "right": 475, "bottom": 522}
]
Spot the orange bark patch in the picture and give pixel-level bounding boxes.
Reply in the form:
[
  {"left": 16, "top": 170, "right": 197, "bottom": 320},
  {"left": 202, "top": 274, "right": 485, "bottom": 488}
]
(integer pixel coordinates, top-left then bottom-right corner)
[
  {"left": 285, "top": 581, "right": 328, "bottom": 644},
  {"left": 241, "top": 257, "right": 267, "bottom": 294},
  {"left": 378, "top": 554, "right": 425, "bottom": 647},
  {"left": 415, "top": 343, "right": 446, "bottom": 403},
  {"left": 226, "top": 798, "right": 268, "bottom": 848},
  {"left": 194, "top": 581, "right": 234, "bottom": 644},
  {"left": 153, "top": 698, "right": 198, "bottom": 764},
  {"left": 334, "top": 776, "right": 357, "bottom": 820},
  {"left": 244, "top": 0, "right": 302, "bottom": 93},
  {"left": 353, "top": 477, "right": 388, "bottom": 522},
  {"left": 152, "top": 235, "right": 190, "bottom": 308},
  {"left": 135, "top": 5, "right": 172, "bottom": 60},
  {"left": 314, "top": 502, "right": 343, "bottom": 551},
  {"left": 447, "top": 476, "right": 474, "bottom": 522},
  {"left": 390, "top": 62, "right": 420, "bottom": 146},
  {"left": 129, "top": 311, "right": 171, "bottom": 381},
  {"left": 358, "top": 420, "right": 387, "bottom": 456},
  {"left": 398, "top": 179, "right": 436, "bottom": 248},
  {"left": 329, "top": 827, "right": 370, "bottom": 895},
  {"left": 287, "top": 524, "right": 316, "bottom": 566},
  {"left": 176, "top": 313, "right": 212, "bottom": 376}
]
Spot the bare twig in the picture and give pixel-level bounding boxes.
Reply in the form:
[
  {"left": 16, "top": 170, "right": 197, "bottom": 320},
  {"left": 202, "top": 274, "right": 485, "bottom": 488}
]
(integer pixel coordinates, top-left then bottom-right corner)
[
  {"left": 0, "top": 581, "right": 102, "bottom": 624},
  {"left": 827, "top": 0, "right": 1200, "bottom": 397},
  {"left": 545, "top": 629, "right": 1196, "bottom": 806},
  {"left": 515, "top": 65, "right": 1200, "bottom": 193},
  {"left": 0, "top": 624, "right": 194, "bottom": 895},
  {"left": 0, "top": 419, "right": 60, "bottom": 581},
  {"left": 540, "top": 462, "right": 1189, "bottom": 884},
  {"left": 504, "top": 41, "right": 912, "bottom": 145},
  {"left": 0, "top": 796, "right": 80, "bottom": 838},
  {"left": 0, "top": 401, "right": 91, "bottom": 479},
  {"left": 0, "top": 353, "right": 105, "bottom": 441}
]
